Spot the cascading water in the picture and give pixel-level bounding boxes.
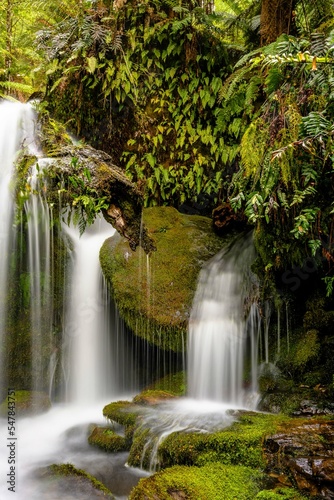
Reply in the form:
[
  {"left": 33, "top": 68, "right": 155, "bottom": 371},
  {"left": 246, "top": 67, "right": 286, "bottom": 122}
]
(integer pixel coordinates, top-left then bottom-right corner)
[
  {"left": 64, "top": 219, "right": 116, "bottom": 403},
  {"left": 134, "top": 234, "right": 260, "bottom": 473},
  {"left": 24, "top": 159, "right": 55, "bottom": 395},
  {"left": 0, "top": 101, "right": 150, "bottom": 499},
  {"left": 187, "top": 233, "right": 258, "bottom": 406},
  {"left": 0, "top": 102, "right": 38, "bottom": 389}
]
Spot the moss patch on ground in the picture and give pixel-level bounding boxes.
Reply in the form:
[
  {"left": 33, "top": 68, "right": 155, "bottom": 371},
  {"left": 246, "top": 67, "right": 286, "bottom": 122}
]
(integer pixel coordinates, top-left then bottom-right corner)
[
  {"left": 255, "top": 489, "right": 308, "bottom": 499},
  {"left": 129, "top": 463, "right": 263, "bottom": 500},
  {"left": 100, "top": 206, "right": 226, "bottom": 351}
]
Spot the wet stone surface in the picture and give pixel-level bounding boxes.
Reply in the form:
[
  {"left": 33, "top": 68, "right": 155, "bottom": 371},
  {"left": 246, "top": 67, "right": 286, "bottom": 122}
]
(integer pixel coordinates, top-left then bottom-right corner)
[{"left": 264, "top": 419, "right": 334, "bottom": 498}]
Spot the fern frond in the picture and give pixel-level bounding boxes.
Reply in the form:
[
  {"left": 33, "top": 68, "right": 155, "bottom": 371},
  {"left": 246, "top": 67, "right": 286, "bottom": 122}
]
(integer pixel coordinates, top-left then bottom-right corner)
[
  {"left": 310, "top": 32, "right": 329, "bottom": 56},
  {"left": 265, "top": 67, "right": 284, "bottom": 94},
  {"left": 301, "top": 112, "right": 331, "bottom": 137},
  {"left": 218, "top": 66, "right": 250, "bottom": 102}
]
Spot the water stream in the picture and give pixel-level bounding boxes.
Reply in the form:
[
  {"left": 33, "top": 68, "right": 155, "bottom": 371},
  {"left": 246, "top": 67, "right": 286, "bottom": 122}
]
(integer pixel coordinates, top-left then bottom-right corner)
[
  {"left": 188, "top": 233, "right": 258, "bottom": 406},
  {"left": 0, "top": 100, "right": 266, "bottom": 496}
]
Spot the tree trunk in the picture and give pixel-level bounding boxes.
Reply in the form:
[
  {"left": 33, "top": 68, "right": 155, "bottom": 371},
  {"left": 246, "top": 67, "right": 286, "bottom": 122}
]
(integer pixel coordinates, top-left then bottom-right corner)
[
  {"left": 5, "top": 0, "right": 13, "bottom": 82},
  {"left": 260, "top": 0, "right": 294, "bottom": 45}
]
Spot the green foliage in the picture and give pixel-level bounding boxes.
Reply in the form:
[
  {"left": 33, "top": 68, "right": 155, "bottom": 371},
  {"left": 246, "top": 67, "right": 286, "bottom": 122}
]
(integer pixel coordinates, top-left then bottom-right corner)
[
  {"left": 103, "top": 401, "right": 138, "bottom": 427},
  {"left": 59, "top": 157, "right": 109, "bottom": 235},
  {"left": 322, "top": 276, "right": 334, "bottom": 297},
  {"left": 225, "top": 29, "right": 334, "bottom": 275},
  {"left": 147, "top": 371, "right": 186, "bottom": 396},
  {"left": 39, "top": 1, "right": 245, "bottom": 208},
  {"left": 0, "top": 0, "right": 83, "bottom": 98}
]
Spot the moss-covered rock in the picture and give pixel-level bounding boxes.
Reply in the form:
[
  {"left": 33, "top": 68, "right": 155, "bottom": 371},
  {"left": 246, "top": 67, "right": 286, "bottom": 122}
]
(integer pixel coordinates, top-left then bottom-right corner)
[
  {"left": 100, "top": 206, "right": 226, "bottom": 351},
  {"left": 133, "top": 390, "right": 177, "bottom": 406},
  {"left": 146, "top": 371, "right": 186, "bottom": 396},
  {"left": 103, "top": 400, "right": 138, "bottom": 427},
  {"left": 0, "top": 390, "right": 51, "bottom": 417},
  {"left": 127, "top": 410, "right": 288, "bottom": 470},
  {"left": 88, "top": 426, "right": 129, "bottom": 452},
  {"left": 129, "top": 463, "right": 263, "bottom": 500},
  {"left": 39, "top": 463, "right": 115, "bottom": 498},
  {"left": 103, "top": 400, "right": 140, "bottom": 445}
]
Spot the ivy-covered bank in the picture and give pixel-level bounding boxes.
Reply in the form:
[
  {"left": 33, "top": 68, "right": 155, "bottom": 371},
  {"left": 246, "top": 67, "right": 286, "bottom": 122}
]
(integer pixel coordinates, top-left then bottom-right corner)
[{"left": 100, "top": 206, "right": 224, "bottom": 351}]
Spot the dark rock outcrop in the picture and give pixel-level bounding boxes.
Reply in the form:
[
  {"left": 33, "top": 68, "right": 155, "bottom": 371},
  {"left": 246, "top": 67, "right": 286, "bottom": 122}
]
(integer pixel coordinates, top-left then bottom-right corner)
[{"left": 212, "top": 202, "right": 248, "bottom": 235}]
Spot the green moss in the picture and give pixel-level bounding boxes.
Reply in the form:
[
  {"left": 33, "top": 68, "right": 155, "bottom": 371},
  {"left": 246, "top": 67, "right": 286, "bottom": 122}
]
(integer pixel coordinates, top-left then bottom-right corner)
[
  {"left": 129, "top": 463, "right": 263, "bottom": 500},
  {"left": 128, "top": 427, "right": 152, "bottom": 470},
  {"left": 100, "top": 206, "right": 225, "bottom": 351},
  {"left": 146, "top": 371, "right": 186, "bottom": 396},
  {"left": 157, "top": 412, "right": 289, "bottom": 469},
  {"left": 255, "top": 487, "right": 308, "bottom": 499},
  {"left": 133, "top": 390, "right": 177, "bottom": 406},
  {"left": 277, "top": 329, "right": 320, "bottom": 381},
  {"left": 45, "top": 463, "right": 115, "bottom": 498},
  {"left": 103, "top": 401, "right": 138, "bottom": 427},
  {"left": 126, "top": 410, "right": 289, "bottom": 470},
  {"left": 0, "top": 390, "right": 51, "bottom": 417},
  {"left": 88, "top": 427, "right": 129, "bottom": 452}
]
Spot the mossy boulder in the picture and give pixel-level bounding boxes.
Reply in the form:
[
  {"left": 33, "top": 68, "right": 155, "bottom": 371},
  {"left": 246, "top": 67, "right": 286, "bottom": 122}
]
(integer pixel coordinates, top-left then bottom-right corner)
[
  {"left": 127, "top": 410, "right": 288, "bottom": 470},
  {"left": 100, "top": 206, "right": 225, "bottom": 351},
  {"left": 129, "top": 463, "right": 263, "bottom": 500},
  {"left": 133, "top": 390, "right": 177, "bottom": 406},
  {"left": 38, "top": 463, "right": 115, "bottom": 498},
  {"left": 103, "top": 400, "right": 139, "bottom": 427},
  {"left": 0, "top": 390, "right": 51, "bottom": 417},
  {"left": 88, "top": 426, "right": 129, "bottom": 452},
  {"left": 103, "top": 400, "right": 140, "bottom": 444},
  {"left": 147, "top": 371, "right": 186, "bottom": 396}
]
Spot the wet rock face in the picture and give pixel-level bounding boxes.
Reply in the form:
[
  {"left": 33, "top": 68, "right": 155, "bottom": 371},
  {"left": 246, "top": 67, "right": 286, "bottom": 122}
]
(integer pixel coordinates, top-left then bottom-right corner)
[
  {"left": 212, "top": 202, "right": 248, "bottom": 235},
  {"left": 265, "top": 419, "right": 334, "bottom": 498}
]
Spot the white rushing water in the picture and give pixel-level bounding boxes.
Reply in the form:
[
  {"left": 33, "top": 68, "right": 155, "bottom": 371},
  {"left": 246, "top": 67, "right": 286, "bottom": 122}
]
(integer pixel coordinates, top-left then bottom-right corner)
[
  {"left": 0, "top": 402, "right": 148, "bottom": 500},
  {"left": 24, "top": 159, "right": 55, "bottom": 395},
  {"left": 0, "top": 101, "right": 147, "bottom": 499},
  {"left": 0, "top": 102, "right": 38, "bottom": 373},
  {"left": 64, "top": 218, "right": 116, "bottom": 403},
  {"left": 187, "top": 233, "right": 258, "bottom": 406}
]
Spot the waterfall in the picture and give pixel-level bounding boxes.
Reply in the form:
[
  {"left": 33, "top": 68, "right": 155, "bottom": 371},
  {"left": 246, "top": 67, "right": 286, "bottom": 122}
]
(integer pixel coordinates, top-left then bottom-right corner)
[
  {"left": 64, "top": 219, "right": 116, "bottom": 403},
  {"left": 24, "top": 159, "right": 55, "bottom": 394},
  {"left": 187, "top": 233, "right": 258, "bottom": 407},
  {"left": 0, "top": 101, "right": 38, "bottom": 392}
]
